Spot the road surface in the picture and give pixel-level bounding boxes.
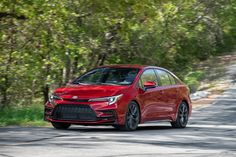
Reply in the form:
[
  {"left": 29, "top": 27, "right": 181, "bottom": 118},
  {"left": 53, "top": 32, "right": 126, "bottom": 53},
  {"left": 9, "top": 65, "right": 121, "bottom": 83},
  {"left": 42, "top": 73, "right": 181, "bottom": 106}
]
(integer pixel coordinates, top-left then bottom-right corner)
[{"left": 0, "top": 65, "right": 236, "bottom": 157}]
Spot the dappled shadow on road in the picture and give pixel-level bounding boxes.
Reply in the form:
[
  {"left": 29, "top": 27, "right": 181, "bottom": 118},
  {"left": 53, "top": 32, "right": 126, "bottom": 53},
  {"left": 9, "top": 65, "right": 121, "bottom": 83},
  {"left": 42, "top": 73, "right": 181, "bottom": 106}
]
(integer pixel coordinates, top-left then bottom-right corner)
[
  {"left": 1, "top": 123, "right": 236, "bottom": 152},
  {"left": 66, "top": 125, "right": 236, "bottom": 151}
]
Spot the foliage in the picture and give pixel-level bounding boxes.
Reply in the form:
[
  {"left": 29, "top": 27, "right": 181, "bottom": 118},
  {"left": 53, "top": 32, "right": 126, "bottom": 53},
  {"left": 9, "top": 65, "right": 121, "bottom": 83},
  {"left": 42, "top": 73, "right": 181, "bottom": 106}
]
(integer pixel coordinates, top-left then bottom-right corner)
[
  {"left": 0, "top": 104, "right": 47, "bottom": 126},
  {"left": 184, "top": 70, "right": 205, "bottom": 93},
  {"left": 0, "top": 0, "right": 236, "bottom": 107}
]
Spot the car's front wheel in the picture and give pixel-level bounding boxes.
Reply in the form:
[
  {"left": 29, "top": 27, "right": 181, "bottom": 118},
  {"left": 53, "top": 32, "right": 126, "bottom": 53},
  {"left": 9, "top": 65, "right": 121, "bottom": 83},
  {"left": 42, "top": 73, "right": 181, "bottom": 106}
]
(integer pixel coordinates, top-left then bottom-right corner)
[
  {"left": 51, "top": 122, "right": 71, "bottom": 130},
  {"left": 171, "top": 102, "right": 189, "bottom": 128},
  {"left": 121, "top": 101, "right": 140, "bottom": 131},
  {"left": 112, "top": 102, "right": 140, "bottom": 131}
]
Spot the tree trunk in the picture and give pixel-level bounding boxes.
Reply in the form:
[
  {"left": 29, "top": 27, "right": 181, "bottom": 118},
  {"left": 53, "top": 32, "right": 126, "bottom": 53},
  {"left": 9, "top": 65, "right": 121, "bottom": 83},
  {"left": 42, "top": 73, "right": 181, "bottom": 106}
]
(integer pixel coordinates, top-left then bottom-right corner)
[
  {"left": 1, "top": 15, "right": 15, "bottom": 108},
  {"left": 71, "top": 55, "right": 79, "bottom": 77},
  {"left": 62, "top": 52, "right": 71, "bottom": 85},
  {"left": 42, "top": 84, "right": 49, "bottom": 104}
]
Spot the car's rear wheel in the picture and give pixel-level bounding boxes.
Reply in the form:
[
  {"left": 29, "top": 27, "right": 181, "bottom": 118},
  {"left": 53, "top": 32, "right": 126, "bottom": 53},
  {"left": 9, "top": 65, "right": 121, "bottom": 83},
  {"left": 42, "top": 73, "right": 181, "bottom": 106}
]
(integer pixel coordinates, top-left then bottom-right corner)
[
  {"left": 171, "top": 102, "right": 189, "bottom": 128},
  {"left": 51, "top": 122, "right": 71, "bottom": 130}
]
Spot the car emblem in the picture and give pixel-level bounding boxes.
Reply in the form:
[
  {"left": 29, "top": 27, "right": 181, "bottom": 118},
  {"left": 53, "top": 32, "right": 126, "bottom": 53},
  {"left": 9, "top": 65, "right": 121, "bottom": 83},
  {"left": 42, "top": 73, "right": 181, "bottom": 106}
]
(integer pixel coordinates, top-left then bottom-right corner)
[{"left": 72, "top": 96, "right": 78, "bottom": 99}]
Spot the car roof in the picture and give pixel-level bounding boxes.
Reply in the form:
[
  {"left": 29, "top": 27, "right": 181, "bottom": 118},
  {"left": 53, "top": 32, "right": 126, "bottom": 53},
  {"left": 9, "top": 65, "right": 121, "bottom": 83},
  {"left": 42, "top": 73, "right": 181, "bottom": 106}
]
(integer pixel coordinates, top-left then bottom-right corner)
[
  {"left": 98, "top": 64, "right": 159, "bottom": 69},
  {"left": 98, "top": 64, "right": 179, "bottom": 79},
  {"left": 94, "top": 64, "right": 181, "bottom": 82}
]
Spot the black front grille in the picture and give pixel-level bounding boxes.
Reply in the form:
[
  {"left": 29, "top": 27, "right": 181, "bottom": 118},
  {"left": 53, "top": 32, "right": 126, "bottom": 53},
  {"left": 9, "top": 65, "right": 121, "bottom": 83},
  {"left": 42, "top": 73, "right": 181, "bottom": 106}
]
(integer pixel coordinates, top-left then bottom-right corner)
[
  {"left": 52, "top": 104, "right": 97, "bottom": 121},
  {"left": 63, "top": 99, "right": 89, "bottom": 102}
]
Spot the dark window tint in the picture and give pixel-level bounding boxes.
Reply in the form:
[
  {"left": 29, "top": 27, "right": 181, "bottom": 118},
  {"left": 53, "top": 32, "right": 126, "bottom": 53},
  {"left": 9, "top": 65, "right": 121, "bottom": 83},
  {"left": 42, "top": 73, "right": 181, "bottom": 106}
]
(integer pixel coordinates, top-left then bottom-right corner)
[
  {"left": 140, "top": 69, "right": 157, "bottom": 88},
  {"left": 155, "top": 69, "right": 171, "bottom": 86},
  {"left": 73, "top": 68, "right": 140, "bottom": 85}
]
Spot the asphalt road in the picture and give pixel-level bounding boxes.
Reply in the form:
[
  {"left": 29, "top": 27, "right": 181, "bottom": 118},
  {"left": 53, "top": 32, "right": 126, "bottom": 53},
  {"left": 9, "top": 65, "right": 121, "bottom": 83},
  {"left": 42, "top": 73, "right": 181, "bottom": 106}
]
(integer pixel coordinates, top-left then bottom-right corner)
[{"left": 0, "top": 65, "right": 236, "bottom": 157}]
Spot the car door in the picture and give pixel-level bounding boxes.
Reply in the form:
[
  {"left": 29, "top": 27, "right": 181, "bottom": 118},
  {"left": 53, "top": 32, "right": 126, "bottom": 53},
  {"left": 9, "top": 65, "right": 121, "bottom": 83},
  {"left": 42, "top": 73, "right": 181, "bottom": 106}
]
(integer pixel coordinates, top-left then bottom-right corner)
[
  {"left": 137, "top": 69, "right": 164, "bottom": 121},
  {"left": 154, "top": 69, "right": 178, "bottom": 118},
  {"left": 167, "top": 72, "right": 181, "bottom": 115}
]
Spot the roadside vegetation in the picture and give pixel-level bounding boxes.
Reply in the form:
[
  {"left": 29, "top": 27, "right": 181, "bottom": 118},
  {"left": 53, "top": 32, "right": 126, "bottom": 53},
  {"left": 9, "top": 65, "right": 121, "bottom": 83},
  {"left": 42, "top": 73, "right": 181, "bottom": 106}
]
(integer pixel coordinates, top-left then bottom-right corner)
[
  {"left": 0, "top": 105, "right": 47, "bottom": 127},
  {"left": 184, "top": 52, "right": 236, "bottom": 93},
  {"left": 1, "top": 0, "right": 236, "bottom": 126},
  {"left": 184, "top": 70, "right": 205, "bottom": 93}
]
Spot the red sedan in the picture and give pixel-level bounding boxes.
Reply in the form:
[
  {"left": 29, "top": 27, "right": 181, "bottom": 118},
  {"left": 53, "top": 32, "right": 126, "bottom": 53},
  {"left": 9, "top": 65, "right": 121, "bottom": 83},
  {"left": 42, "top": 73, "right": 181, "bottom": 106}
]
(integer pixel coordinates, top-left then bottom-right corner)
[{"left": 44, "top": 65, "right": 192, "bottom": 131}]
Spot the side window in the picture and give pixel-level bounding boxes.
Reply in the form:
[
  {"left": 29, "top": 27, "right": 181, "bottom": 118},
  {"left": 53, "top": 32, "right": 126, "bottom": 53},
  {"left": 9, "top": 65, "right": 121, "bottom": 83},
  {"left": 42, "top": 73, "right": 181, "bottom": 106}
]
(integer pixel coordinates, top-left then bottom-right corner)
[
  {"left": 155, "top": 69, "right": 171, "bottom": 86},
  {"left": 139, "top": 69, "right": 157, "bottom": 88},
  {"left": 168, "top": 74, "right": 176, "bottom": 85}
]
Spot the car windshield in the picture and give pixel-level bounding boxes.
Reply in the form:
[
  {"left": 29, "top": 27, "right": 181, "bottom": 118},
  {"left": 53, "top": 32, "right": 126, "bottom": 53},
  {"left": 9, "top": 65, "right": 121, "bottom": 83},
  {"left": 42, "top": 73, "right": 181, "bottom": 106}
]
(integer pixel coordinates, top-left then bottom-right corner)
[{"left": 73, "top": 67, "right": 140, "bottom": 85}]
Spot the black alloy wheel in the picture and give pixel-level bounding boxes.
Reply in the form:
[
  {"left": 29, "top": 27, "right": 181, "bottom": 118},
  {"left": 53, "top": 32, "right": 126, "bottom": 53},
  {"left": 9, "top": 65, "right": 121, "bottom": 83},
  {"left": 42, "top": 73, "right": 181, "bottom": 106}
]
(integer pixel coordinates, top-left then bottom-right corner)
[
  {"left": 124, "top": 101, "right": 140, "bottom": 131},
  {"left": 171, "top": 102, "right": 189, "bottom": 128},
  {"left": 112, "top": 102, "right": 140, "bottom": 131}
]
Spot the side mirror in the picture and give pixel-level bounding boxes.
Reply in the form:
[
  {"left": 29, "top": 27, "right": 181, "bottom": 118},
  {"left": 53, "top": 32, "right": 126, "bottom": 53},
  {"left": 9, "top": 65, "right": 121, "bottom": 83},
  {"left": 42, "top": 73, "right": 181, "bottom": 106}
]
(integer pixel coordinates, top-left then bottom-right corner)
[{"left": 143, "top": 81, "right": 156, "bottom": 89}]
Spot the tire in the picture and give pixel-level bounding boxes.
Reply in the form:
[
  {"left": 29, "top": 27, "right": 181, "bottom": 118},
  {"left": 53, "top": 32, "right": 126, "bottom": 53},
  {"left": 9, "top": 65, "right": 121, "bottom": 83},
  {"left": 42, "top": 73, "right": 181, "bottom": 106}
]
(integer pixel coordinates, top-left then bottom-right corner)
[
  {"left": 171, "top": 102, "right": 189, "bottom": 128},
  {"left": 51, "top": 122, "right": 71, "bottom": 130},
  {"left": 120, "top": 101, "right": 140, "bottom": 131}
]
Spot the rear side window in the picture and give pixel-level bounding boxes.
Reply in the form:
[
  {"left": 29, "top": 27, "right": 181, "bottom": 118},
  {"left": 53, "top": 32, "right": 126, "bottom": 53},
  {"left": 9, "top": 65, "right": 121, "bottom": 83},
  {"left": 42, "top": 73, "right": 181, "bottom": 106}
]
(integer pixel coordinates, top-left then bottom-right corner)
[
  {"left": 139, "top": 69, "right": 158, "bottom": 88},
  {"left": 168, "top": 74, "right": 176, "bottom": 85},
  {"left": 155, "top": 69, "right": 171, "bottom": 86}
]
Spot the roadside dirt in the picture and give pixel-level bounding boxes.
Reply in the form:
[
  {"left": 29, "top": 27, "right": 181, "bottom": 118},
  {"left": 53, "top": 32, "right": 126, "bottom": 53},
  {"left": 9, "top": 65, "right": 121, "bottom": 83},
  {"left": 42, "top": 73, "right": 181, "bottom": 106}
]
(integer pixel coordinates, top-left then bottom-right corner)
[{"left": 191, "top": 53, "right": 236, "bottom": 108}]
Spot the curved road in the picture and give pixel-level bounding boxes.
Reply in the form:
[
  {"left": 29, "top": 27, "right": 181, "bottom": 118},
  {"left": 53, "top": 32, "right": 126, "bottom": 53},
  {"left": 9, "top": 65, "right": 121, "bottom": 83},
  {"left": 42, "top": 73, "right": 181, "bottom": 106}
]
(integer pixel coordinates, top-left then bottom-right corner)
[{"left": 0, "top": 65, "right": 236, "bottom": 157}]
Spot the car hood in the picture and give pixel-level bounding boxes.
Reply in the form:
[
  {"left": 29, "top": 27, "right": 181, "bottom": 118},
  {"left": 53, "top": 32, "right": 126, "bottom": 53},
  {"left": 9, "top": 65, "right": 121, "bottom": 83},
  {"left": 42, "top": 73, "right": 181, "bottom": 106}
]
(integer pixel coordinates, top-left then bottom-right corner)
[{"left": 54, "top": 84, "right": 129, "bottom": 99}]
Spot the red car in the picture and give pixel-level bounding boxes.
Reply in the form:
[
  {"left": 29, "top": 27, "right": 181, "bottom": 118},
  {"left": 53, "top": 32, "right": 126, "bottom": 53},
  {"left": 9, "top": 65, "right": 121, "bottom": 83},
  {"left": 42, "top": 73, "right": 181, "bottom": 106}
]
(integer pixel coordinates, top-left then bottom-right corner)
[{"left": 44, "top": 65, "right": 192, "bottom": 131}]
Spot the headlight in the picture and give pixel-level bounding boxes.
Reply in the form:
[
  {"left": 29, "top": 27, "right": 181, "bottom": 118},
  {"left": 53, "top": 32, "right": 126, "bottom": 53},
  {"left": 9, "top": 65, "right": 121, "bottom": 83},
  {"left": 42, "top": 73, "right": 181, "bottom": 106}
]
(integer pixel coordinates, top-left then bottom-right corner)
[
  {"left": 88, "top": 94, "right": 123, "bottom": 105},
  {"left": 49, "top": 93, "right": 62, "bottom": 103}
]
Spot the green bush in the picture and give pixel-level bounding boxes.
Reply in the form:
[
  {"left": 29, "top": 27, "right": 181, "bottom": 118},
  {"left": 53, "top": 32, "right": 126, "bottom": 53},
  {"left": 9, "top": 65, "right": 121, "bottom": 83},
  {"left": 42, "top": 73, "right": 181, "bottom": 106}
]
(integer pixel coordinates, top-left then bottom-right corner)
[
  {"left": 0, "top": 105, "right": 48, "bottom": 127},
  {"left": 184, "top": 70, "right": 205, "bottom": 93}
]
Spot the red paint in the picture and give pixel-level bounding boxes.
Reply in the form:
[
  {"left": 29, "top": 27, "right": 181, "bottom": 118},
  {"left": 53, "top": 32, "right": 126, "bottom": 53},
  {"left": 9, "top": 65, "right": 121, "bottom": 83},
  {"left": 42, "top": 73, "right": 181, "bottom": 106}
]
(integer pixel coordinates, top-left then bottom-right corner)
[{"left": 44, "top": 65, "right": 192, "bottom": 126}]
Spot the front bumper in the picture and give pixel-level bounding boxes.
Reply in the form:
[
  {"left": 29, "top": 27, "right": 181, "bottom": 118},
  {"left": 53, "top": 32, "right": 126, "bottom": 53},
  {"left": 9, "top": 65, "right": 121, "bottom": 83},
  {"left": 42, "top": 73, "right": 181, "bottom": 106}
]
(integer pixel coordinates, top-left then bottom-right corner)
[{"left": 44, "top": 101, "right": 119, "bottom": 125}]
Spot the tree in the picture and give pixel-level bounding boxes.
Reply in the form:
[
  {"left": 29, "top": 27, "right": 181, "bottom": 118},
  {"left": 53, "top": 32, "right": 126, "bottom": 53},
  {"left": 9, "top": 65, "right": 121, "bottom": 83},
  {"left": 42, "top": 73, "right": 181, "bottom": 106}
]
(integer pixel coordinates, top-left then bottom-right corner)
[{"left": 0, "top": 0, "right": 236, "bottom": 107}]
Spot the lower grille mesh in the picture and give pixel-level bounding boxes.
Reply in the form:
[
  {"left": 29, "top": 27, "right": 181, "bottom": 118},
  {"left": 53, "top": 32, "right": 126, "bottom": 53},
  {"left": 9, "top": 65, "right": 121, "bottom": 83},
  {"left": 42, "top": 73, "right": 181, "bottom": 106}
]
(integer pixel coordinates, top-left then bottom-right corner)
[{"left": 52, "top": 104, "right": 97, "bottom": 121}]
